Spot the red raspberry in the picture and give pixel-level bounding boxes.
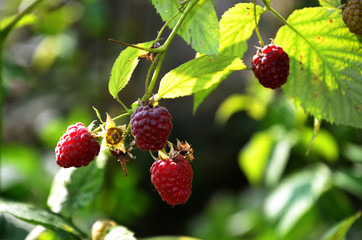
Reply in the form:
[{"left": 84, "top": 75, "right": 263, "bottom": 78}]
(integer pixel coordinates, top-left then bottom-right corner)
[
  {"left": 55, "top": 122, "right": 100, "bottom": 168},
  {"left": 150, "top": 155, "right": 193, "bottom": 205},
  {"left": 252, "top": 44, "right": 290, "bottom": 89},
  {"left": 131, "top": 105, "right": 172, "bottom": 151}
]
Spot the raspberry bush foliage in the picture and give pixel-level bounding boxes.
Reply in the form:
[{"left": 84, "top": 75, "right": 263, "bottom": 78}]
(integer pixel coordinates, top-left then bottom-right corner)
[{"left": 1, "top": 0, "right": 361, "bottom": 239}]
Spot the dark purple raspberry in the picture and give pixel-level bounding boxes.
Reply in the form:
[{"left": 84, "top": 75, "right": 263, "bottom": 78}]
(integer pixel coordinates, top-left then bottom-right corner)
[
  {"left": 252, "top": 44, "right": 290, "bottom": 89},
  {"left": 55, "top": 122, "right": 100, "bottom": 168},
  {"left": 150, "top": 155, "right": 193, "bottom": 205},
  {"left": 130, "top": 105, "right": 172, "bottom": 151},
  {"left": 342, "top": 0, "right": 362, "bottom": 37}
]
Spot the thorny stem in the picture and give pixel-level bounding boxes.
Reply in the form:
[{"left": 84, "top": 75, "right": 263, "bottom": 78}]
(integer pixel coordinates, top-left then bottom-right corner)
[{"left": 254, "top": 0, "right": 265, "bottom": 47}]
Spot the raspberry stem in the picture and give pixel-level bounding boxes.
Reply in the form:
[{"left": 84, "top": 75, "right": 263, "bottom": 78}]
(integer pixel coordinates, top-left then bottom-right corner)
[
  {"left": 154, "top": 10, "right": 182, "bottom": 43},
  {"left": 115, "top": 95, "right": 130, "bottom": 112},
  {"left": 92, "top": 112, "right": 131, "bottom": 134},
  {"left": 1, "top": 0, "right": 43, "bottom": 39},
  {"left": 144, "top": 53, "right": 161, "bottom": 102},
  {"left": 254, "top": 0, "right": 265, "bottom": 47}
]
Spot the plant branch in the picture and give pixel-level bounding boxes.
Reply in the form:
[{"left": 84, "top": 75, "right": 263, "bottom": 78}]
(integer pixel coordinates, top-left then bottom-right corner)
[
  {"left": 146, "top": 52, "right": 166, "bottom": 98},
  {"left": 1, "top": 0, "right": 43, "bottom": 38},
  {"left": 159, "top": 0, "right": 199, "bottom": 52},
  {"left": 254, "top": 0, "right": 265, "bottom": 47},
  {"left": 115, "top": 96, "right": 130, "bottom": 112},
  {"left": 144, "top": 53, "right": 161, "bottom": 101},
  {"left": 142, "top": 0, "right": 199, "bottom": 100},
  {"left": 155, "top": 10, "right": 181, "bottom": 43}
]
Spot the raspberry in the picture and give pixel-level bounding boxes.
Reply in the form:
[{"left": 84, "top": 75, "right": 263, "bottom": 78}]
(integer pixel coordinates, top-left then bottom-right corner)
[
  {"left": 252, "top": 44, "right": 290, "bottom": 89},
  {"left": 130, "top": 104, "right": 172, "bottom": 151},
  {"left": 55, "top": 122, "right": 100, "bottom": 168},
  {"left": 150, "top": 155, "right": 193, "bottom": 205},
  {"left": 342, "top": 0, "right": 362, "bottom": 37}
]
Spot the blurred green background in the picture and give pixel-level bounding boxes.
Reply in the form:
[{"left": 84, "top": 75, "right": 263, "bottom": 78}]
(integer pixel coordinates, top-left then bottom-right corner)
[{"left": 1, "top": 0, "right": 362, "bottom": 239}]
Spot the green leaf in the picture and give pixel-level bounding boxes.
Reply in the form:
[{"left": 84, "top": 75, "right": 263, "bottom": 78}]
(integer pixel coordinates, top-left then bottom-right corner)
[
  {"left": 333, "top": 169, "right": 362, "bottom": 197},
  {"left": 321, "top": 212, "right": 361, "bottom": 240},
  {"left": 318, "top": 0, "right": 341, "bottom": 8},
  {"left": 264, "top": 134, "right": 295, "bottom": 187},
  {"left": 264, "top": 164, "right": 332, "bottom": 236},
  {"left": 151, "top": 0, "right": 219, "bottom": 55},
  {"left": 0, "top": 198, "right": 87, "bottom": 239},
  {"left": 105, "top": 226, "right": 136, "bottom": 240},
  {"left": 238, "top": 130, "right": 274, "bottom": 185},
  {"left": 193, "top": 84, "right": 218, "bottom": 114},
  {"left": 300, "top": 127, "right": 339, "bottom": 162},
  {"left": 109, "top": 42, "right": 153, "bottom": 99},
  {"left": 0, "top": 14, "right": 37, "bottom": 31},
  {"left": 343, "top": 143, "right": 362, "bottom": 163},
  {"left": 218, "top": 3, "right": 265, "bottom": 58},
  {"left": 26, "top": 226, "right": 77, "bottom": 240},
  {"left": 157, "top": 55, "right": 245, "bottom": 99},
  {"left": 47, "top": 154, "right": 107, "bottom": 217},
  {"left": 274, "top": 7, "right": 362, "bottom": 128}
]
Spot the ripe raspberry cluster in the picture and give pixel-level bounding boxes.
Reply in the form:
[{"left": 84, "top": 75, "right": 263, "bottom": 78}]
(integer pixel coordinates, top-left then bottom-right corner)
[
  {"left": 55, "top": 122, "right": 100, "bottom": 168},
  {"left": 342, "top": 0, "right": 362, "bottom": 37},
  {"left": 150, "top": 154, "right": 193, "bottom": 205},
  {"left": 130, "top": 104, "right": 173, "bottom": 152},
  {"left": 252, "top": 44, "right": 290, "bottom": 89}
]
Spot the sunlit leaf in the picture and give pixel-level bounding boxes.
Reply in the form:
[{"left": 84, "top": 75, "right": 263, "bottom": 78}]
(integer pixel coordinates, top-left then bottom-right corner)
[
  {"left": 218, "top": 3, "right": 265, "bottom": 58},
  {"left": 238, "top": 130, "right": 274, "bottom": 185},
  {"left": 151, "top": 0, "right": 219, "bottom": 55},
  {"left": 318, "top": 0, "right": 341, "bottom": 8},
  {"left": 215, "top": 94, "right": 268, "bottom": 126},
  {"left": 157, "top": 55, "right": 245, "bottom": 99},
  {"left": 109, "top": 42, "right": 153, "bottom": 99},
  {"left": 264, "top": 164, "right": 332, "bottom": 236},
  {"left": 321, "top": 211, "right": 361, "bottom": 240},
  {"left": 0, "top": 198, "right": 87, "bottom": 239},
  {"left": 275, "top": 7, "right": 362, "bottom": 128},
  {"left": 47, "top": 153, "right": 107, "bottom": 217},
  {"left": 300, "top": 127, "right": 339, "bottom": 162}
]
